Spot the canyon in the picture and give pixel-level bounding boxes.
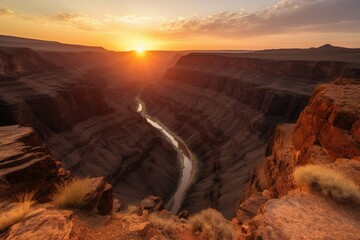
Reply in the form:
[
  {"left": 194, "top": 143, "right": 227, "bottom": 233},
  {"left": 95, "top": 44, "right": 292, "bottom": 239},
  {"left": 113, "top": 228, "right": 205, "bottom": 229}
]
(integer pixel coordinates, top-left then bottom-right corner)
[
  {"left": 141, "top": 51, "right": 359, "bottom": 217},
  {"left": 0, "top": 37, "right": 360, "bottom": 239}
]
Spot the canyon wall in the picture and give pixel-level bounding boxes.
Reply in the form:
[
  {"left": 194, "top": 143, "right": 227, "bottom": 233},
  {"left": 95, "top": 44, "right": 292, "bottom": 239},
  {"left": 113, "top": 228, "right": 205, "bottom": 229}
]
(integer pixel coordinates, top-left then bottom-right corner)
[
  {"left": 0, "top": 47, "right": 180, "bottom": 205},
  {"left": 142, "top": 53, "right": 357, "bottom": 218},
  {"left": 236, "top": 74, "right": 360, "bottom": 239}
]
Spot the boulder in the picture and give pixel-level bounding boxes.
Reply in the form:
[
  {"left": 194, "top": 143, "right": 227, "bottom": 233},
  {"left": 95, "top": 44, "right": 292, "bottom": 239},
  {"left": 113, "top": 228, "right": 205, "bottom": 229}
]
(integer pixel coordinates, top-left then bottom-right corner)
[
  {"left": 82, "top": 177, "right": 114, "bottom": 215},
  {"left": 140, "top": 196, "right": 164, "bottom": 212}
]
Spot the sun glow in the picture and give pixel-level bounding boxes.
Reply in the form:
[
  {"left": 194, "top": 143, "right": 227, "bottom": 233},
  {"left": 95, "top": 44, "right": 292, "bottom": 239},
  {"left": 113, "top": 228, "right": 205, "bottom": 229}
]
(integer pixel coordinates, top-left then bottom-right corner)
[{"left": 136, "top": 47, "right": 144, "bottom": 54}]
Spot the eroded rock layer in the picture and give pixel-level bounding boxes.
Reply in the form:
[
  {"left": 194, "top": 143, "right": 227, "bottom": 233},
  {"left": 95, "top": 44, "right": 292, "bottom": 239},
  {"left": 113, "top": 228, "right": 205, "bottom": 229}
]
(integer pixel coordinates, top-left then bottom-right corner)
[
  {"left": 239, "top": 78, "right": 360, "bottom": 239},
  {"left": 142, "top": 53, "right": 358, "bottom": 218},
  {"left": 0, "top": 125, "right": 63, "bottom": 200},
  {"left": 0, "top": 47, "right": 180, "bottom": 206}
]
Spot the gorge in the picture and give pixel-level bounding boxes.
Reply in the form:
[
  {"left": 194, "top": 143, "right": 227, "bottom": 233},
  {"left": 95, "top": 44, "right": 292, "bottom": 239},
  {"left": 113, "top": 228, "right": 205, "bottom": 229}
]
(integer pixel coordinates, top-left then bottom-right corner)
[{"left": 0, "top": 37, "right": 360, "bottom": 239}]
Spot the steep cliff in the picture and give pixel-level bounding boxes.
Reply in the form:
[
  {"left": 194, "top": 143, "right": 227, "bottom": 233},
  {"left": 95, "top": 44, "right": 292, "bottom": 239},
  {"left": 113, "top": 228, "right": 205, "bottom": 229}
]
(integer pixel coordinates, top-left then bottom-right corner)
[
  {"left": 0, "top": 47, "right": 180, "bottom": 206},
  {"left": 142, "top": 53, "right": 358, "bottom": 218},
  {"left": 238, "top": 78, "right": 360, "bottom": 239}
]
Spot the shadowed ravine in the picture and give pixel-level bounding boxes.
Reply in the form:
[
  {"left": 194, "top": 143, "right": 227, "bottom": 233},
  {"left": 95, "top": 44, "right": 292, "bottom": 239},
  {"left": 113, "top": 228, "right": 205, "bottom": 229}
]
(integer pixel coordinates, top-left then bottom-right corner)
[{"left": 136, "top": 97, "right": 196, "bottom": 213}]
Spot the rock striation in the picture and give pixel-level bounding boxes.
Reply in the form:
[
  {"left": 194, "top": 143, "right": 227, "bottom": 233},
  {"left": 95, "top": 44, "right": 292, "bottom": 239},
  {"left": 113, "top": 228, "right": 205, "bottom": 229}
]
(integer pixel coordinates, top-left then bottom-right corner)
[
  {"left": 0, "top": 47, "right": 180, "bottom": 207},
  {"left": 239, "top": 78, "right": 360, "bottom": 239},
  {"left": 0, "top": 125, "right": 64, "bottom": 201},
  {"left": 142, "top": 53, "right": 358, "bottom": 218}
]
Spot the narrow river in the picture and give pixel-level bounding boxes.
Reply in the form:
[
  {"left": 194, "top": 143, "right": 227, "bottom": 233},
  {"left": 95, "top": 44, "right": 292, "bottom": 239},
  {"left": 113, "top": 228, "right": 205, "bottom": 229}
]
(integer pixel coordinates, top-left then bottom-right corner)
[{"left": 136, "top": 98, "right": 194, "bottom": 213}]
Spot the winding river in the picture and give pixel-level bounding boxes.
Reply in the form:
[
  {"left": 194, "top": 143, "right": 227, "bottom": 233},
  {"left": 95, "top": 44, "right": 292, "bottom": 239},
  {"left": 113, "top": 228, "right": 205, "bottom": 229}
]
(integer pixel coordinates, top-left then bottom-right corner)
[{"left": 136, "top": 98, "right": 195, "bottom": 213}]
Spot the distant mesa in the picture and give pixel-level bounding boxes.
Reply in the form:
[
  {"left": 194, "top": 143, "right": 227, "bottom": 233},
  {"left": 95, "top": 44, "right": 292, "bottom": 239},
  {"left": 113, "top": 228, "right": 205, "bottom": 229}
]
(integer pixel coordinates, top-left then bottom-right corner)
[
  {"left": 318, "top": 44, "right": 335, "bottom": 49},
  {"left": 0, "top": 35, "right": 107, "bottom": 52}
]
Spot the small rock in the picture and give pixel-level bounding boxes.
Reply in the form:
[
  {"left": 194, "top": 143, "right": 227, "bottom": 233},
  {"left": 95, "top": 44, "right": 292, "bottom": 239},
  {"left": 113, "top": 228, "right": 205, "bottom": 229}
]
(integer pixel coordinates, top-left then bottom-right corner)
[
  {"left": 112, "top": 198, "right": 122, "bottom": 212},
  {"left": 136, "top": 207, "right": 143, "bottom": 216},
  {"left": 97, "top": 183, "right": 113, "bottom": 215},
  {"left": 140, "top": 196, "right": 164, "bottom": 212},
  {"left": 178, "top": 210, "right": 190, "bottom": 219},
  {"left": 128, "top": 222, "right": 150, "bottom": 237}
]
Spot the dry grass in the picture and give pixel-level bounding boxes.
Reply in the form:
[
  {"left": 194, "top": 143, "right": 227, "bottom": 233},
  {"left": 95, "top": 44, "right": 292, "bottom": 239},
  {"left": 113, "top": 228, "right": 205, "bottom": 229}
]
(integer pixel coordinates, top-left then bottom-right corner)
[
  {"left": 188, "top": 208, "right": 233, "bottom": 240},
  {"left": 0, "top": 192, "right": 35, "bottom": 232},
  {"left": 52, "top": 178, "right": 93, "bottom": 209},
  {"left": 148, "top": 213, "right": 179, "bottom": 238},
  {"left": 125, "top": 204, "right": 139, "bottom": 214},
  {"left": 294, "top": 164, "right": 360, "bottom": 203}
]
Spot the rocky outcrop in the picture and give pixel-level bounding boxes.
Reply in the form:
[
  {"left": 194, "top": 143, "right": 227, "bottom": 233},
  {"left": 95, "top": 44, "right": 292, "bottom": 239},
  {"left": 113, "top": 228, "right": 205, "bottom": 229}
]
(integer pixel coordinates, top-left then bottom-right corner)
[
  {"left": 4, "top": 208, "right": 74, "bottom": 240},
  {"left": 246, "top": 79, "right": 360, "bottom": 199},
  {"left": 250, "top": 191, "right": 360, "bottom": 240},
  {"left": 81, "top": 177, "right": 114, "bottom": 215},
  {"left": 141, "top": 53, "right": 356, "bottom": 218},
  {"left": 293, "top": 79, "right": 360, "bottom": 160},
  {"left": 0, "top": 48, "right": 180, "bottom": 207},
  {"left": 239, "top": 78, "right": 360, "bottom": 239},
  {"left": 0, "top": 125, "right": 65, "bottom": 201}
]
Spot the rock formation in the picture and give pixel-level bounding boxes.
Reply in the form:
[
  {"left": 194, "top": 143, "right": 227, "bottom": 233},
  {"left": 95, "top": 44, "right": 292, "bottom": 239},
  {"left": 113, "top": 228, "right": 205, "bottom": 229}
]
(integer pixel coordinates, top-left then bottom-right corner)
[
  {"left": 141, "top": 53, "right": 359, "bottom": 218},
  {"left": 0, "top": 125, "right": 65, "bottom": 201},
  {"left": 239, "top": 77, "right": 360, "bottom": 239},
  {"left": 0, "top": 47, "right": 180, "bottom": 207},
  {"left": 1, "top": 40, "right": 360, "bottom": 238}
]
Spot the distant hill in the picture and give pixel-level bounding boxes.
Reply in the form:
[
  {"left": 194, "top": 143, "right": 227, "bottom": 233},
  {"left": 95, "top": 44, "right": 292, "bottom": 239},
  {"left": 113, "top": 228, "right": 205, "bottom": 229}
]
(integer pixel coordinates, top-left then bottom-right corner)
[
  {"left": 229, "top": 44, "right": 360, "bottom": 63},
  {"left": 0, "top": 35, "right": 107, "bottom": 52},
  {"left": 188, "top": 44, "right": 360, "bottom": 64}
]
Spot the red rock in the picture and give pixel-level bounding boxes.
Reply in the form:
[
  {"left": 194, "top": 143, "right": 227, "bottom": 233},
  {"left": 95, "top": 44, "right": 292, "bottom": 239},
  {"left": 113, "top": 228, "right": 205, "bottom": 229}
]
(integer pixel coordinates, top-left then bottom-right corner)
[
  {"left": 0, "top": 125, "right": 63, "bottom": 200},
  {"left": 140, "top": 196, "right": 164, "bottom": 212}
]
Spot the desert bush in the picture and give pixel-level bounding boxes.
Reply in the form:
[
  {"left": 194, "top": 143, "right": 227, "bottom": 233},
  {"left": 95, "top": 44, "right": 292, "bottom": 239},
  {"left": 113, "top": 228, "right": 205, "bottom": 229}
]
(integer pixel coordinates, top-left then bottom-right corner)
[
  {"left": 125, "top": 204, "right": 139, "bottom": 214},
  {"left": 52, "top": 178, "right": 93, "bottom": 208},
  {"left": 148, "top": 213, "right": 179, "bottom": 238},
  {"left": 188, "top": 208, "right": 232, "bottom": 240},
  {"left": 294, "top": 164, "right": 360, "bottom": 203},
  {"left": 0, "top": 192, "right": 35, "bottom": 232}
]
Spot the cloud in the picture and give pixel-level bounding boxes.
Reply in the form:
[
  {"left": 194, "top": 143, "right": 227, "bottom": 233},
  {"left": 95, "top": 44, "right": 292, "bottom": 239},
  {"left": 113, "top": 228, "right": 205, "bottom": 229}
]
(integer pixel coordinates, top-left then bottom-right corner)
[
  {"left": 48, "top": 12, "right": 164, "bottom": 31},
  {"left": 0, "top": 7, "right": 15, "bottom": 16},
  {"left": 51, "top": 13, "right": 81, "bottom": 22},
  {"left": 159, "top": 0, "right": 360, "bottom": 38}
]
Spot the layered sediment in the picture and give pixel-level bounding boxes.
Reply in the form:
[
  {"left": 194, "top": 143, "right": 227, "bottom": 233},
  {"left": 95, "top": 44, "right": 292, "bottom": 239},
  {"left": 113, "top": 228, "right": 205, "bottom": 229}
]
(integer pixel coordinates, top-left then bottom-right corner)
[
  {"left": 239, "top": 78, "right": 360, "bottom": 239},
  {"left": 142, "top": 53, "right": 358, "bottom": 218},
  {"left": 0, "top": 47, "right": 179, "bottom": 206}
]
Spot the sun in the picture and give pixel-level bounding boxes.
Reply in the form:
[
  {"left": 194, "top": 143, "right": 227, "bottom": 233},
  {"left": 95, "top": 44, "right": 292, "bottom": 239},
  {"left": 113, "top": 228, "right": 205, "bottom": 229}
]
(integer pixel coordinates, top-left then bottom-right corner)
[{"left": 136, "top": 47, "right": 144, "bottom": 54}]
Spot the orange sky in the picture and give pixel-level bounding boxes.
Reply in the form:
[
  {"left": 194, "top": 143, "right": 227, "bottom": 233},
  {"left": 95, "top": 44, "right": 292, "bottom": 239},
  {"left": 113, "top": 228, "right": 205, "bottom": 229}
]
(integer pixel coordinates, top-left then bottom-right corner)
[{"left": 0, "top": 0, "right": 360, "bottom": 51}]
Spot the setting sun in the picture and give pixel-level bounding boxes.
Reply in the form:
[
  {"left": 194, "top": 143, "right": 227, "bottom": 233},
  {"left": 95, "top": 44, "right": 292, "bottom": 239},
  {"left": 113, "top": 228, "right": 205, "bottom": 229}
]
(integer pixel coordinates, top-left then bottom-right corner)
[{"left": 136, "top": 47, "right": 144, "bottom": 54}]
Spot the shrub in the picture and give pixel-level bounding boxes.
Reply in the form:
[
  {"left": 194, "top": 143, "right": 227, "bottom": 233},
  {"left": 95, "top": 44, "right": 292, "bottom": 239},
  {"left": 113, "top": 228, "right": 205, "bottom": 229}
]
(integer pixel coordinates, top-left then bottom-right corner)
[
  {"left": 0, "top": 192, "right": 35, "bottom": 232},
  {"left": 294, "top": 164, "right": 360, "bottom": 203},
  {"left": 125, "top": 204, "right": 139, "bottom": 214},
  {"left": 52, "top": 178, "right": 93, "bottom": 208},
  {"left": 148, "top": 213, "right": 179, "bottom": 238},
  {"left": 188, "top": 208, "right": 232, "bottom": 240}
]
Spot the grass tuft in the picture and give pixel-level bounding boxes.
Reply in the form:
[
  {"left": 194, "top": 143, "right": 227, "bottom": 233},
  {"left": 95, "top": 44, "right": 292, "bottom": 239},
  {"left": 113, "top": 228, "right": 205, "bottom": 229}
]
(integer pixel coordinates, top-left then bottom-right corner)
[
  {"left": 188, "top": 208, "right": 232, "bottom": 240},
  {"left": 148, "top": 213, "right": 179, "bottom": 238},
  {"left": 52, "top": 178, "right": 93, "bottom": 209},
  {"left": 0, "top": 192, "right": 35, "bottom": 232},
  {"left": 294, "top": 164, "right": 360, "bottom": 203}
]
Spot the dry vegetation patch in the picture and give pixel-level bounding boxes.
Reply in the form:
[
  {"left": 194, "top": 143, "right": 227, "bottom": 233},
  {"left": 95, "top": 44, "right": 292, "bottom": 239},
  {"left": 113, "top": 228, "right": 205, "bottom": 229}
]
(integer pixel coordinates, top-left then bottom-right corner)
[
  {"left": 52, "top": 178, "right": 93, "bottom": 209},
  {"left": 294, "top": 164, "right": 360, "bottom": 204},
  {"left": 148, "top": 212, "right": 179, "bottom": 238},
  {"left": 188, "top": 208, "right": 233, "bottom": 240},
  {"left": 0, "top": 192, "right": 35, "bottom": 232}
]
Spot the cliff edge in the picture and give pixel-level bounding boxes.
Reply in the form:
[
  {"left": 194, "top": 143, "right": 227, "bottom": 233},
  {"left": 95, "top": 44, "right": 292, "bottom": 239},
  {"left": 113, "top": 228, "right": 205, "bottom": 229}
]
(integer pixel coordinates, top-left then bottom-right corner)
[{"left": 238, "top": 77, "right": 360, "bottom": 239}]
